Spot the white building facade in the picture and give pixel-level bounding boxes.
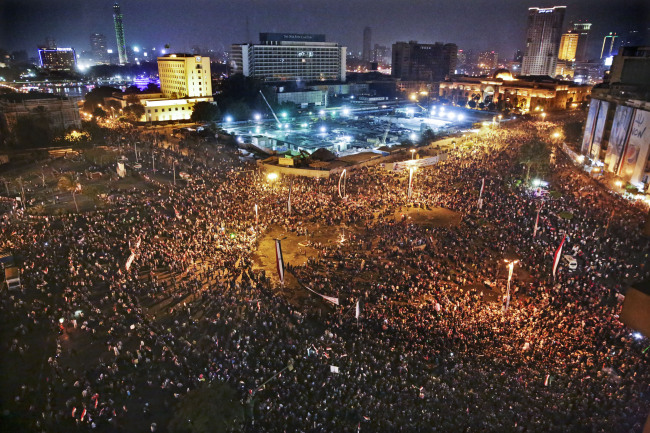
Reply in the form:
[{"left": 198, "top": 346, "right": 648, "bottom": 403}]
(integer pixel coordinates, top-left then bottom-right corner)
[{"left": 232, "top": 33, "right": 346, "bottom": 83}]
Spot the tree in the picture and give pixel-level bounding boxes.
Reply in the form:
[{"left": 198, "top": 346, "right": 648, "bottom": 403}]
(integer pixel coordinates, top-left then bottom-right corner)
[
  {"left": 124, "top": 103, "right": 145, "bottom": 122},
  {"left": 57, "top": 174, "right": 81, "bottom": 212},
  {"left": 93, "top": 107, "right": 108, "bottom": 119},
  {"left": 191, "top": 102, "right": 221, "bottom": 122},
  {"left": 83, "top": 86, "right": 120, "bottom": 112},
  {"left": 519, "top": 138, "right": 551, "bottom": 184},
  {"left": 168, "top": 383, "right": 244, "bottom": 433}
]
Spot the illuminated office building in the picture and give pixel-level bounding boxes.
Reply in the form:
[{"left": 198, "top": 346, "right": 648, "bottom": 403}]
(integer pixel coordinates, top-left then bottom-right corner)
[{"left": 521, "top": 6, "right": 566, "bottom": 76}]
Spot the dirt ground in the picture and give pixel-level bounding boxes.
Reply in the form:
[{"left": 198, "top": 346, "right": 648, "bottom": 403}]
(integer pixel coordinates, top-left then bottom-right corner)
[{"left": 252, "top": 206, "right": 463, "bottom": 305}]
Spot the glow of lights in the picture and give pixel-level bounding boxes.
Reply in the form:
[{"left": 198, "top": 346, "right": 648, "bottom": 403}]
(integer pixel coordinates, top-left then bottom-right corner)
[
  {"left": 161, "top": 49, "right": 167, "bottom": 54},
  {"left": 133, "top": 46, "right": 140, "bottom": 53},
  {"left": 553, "top": 132, "right": 560, "bottom": 138},
  {"left": 615, "top": 180, "right": 623, "bottom": 188},
  {"left": 406, "top": 108, "right": 414, "bottom": 115},
  {"left": 577, "top": 155, "right": 585, "bottom": 163},
  {"left": 107, "top": 49, "right": 113, "bottom": 54},
  {"left": 447, "top": 112, "right": 455, "bottom": 120},
  {"left": 237, "top": 137, "right": 244, "bottom": 143},
  {"left": 457, "top": 114, "right": 465, "bottom": 121},
  {"left": 225, "top": 115, "right": 233, "bottom": 123},
  {"left": 439, "top": 106, "right": 445, "bottom": 112},
  {"left": 301, "top": 123, "right": 308, "bottom": 128},
  {"left": 410, "top": 93, "right": 417, "bottom": 101},
  {"left": 281, "top": 112, "right": 288, "bottom": 118},
  {"left": 267, "top": 172, "right": 278, "bottom": 181},
  {"left": 319, "top": 110, "right": 326, "bottom": 116},
  {"left": 633, "top": 332, "right": 643, "bottom": 340},
  {"left": 342, "top": 108, "right": 350, "bottom": 116},
  {"left": 254, "top": 113, "right": 261, "bottom": 121},
  {"left": 409, "top": 133, "right": 417, "bottom": 141},
  {"left": 59, "top": 318, "right": 64, "bottom": 324},
  {"left": 320, "top": 126, "right": 327, "bottom": 133}
]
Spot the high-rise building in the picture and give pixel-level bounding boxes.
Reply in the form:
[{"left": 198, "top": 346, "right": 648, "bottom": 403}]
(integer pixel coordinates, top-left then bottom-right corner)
[
  {"left": 113, "top": 3, "right": 128, "bottom": 64},
  {"left": 38, "top": 47, "right": 77, "bottom": 70},
  {"left": 363, "top": 27, "right": 372, "bottom": 62},
  {"left": 601, "top": 32, "right": 620, "bottom": 59},
  {"left": 571, "top": 21, "right": 592, "bottom": 61},
  {"left": 391, "top": 41, "right": 457, "bottom": 82},
  {"left": 372, "top": 44, "right": 390, "bottom": 64},
  {"left": 157, "top": 54, "right": 212, "bottom": 98},
  {"left": 90, "top": 33, "right": 107, "bottom": 63},
  {"left": 231, "top": 33, "right": 346, "bottom": 83},
  {"left": 478, "top": 51, "right": 499, "bottom": 72},
  {"left": 521, "top": 6, "right": 566, "bottom": 76},
  {"left": 558, "top": 31, "right": 579, "bottom": 61}
]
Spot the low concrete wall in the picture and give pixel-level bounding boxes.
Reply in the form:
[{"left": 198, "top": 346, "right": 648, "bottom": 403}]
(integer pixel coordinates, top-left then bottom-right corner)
[{"left": 259, "top": 163, "right": 332, "bottom": 178}]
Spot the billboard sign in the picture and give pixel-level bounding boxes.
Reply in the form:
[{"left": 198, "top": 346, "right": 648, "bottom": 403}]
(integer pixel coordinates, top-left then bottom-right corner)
[
  {"left": 605, "top": 105, "right": 634, "bottom": 173},
  {"left": 590, "top": 101, "right": 609, "bottom": 160},
  {"left": 581, "top": 100, "right": 600, "bottom": 155},
  {"left": 619, "top": 109, "right": 650, "bottom": 183}
]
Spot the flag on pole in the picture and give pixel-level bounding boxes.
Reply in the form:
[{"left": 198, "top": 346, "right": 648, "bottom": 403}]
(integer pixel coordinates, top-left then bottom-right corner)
[
  {"left": 322, "top": 295, "right": 339, "bottom": 305},
  {"left": 477, "top": 178, "right": 485, "bottom": 209},
  {"left": 552, "top": 234, "right": 566, "bottom": 278},
  {"left": 408, "top": 167, "right": 414, "bottom": 198},
  {"left": 355, "top": 299, "right": 360, "bottom": 319},
  {"left": 254, "top": 204, "right": 259, "bottom": 225},
  {"left": 533, "top": 209, "right": 540, "bottom": 238},
  {"left": 275, "top": 239, "right": 285, "bottom": 285},
  {"left": 287, "top": 180, "right": 293, "bottom": 215},
  {"left": 338, "top": 169, "right": 347, "bottom": 199}
]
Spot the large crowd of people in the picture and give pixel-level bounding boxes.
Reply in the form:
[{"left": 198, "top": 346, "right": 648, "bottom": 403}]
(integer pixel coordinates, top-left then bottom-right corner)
[{"left": 1, "top": 117, "right": 649, "bottom": 433}]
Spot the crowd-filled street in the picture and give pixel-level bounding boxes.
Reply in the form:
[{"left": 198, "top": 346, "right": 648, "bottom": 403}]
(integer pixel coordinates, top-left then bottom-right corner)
[{"left": 1, "top": 118, "right": 649, "bottom": 433}]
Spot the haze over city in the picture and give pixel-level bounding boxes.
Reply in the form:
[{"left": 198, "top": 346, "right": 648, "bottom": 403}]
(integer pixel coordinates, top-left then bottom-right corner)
[{"left": 2, "top": 0, "right": 649, "bottom": 58}]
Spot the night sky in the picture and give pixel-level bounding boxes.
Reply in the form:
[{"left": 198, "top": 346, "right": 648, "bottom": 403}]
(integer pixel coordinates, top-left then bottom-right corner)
[{"left": 1, "top": 0, "right": 649, "bottom": 60}]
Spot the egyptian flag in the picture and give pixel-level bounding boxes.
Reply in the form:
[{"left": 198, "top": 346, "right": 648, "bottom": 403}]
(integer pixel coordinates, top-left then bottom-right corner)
[
  {"left": 275, "top": 239, "right": 285, "bottom": 284},
  {"left": 533, "top": 209, "right": 541, "bottom": 238},
  {"left": 552, "top": 234, "right": 566, "bottom": 278}
]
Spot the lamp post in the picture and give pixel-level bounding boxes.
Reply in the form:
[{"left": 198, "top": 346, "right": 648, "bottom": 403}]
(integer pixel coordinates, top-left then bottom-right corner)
[
  {"left": 267, "top": 172, "right": 278, "bottom": 193},
  {"left": 410, "top": 149, "right": 416, "bottom": 161},
  {"left": 503, "top": 259, "right": 519, "bottom": 313},
  {"left": 248, "top": 359, "right": 294, "bottom": 425}
]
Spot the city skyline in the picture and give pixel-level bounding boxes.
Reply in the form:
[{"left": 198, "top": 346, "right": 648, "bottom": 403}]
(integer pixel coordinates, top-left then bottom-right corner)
[{"left": 1, "top": 0, "right": 648, "bottom": 62}]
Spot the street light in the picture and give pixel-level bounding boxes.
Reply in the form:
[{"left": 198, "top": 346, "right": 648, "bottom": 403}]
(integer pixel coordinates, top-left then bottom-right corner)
[
  {"left": 248, "top": 359, "right": 295, "bottom": 425},
  {"left": 410, "top": 149, "right": 416, "bottom": 160},
  {"left": 541, "top": 112, "right": 547, "bottom": 120}
]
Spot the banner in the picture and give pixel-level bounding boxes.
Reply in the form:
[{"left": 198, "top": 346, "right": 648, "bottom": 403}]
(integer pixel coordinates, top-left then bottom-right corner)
[
  {"left": 619, "top": 109, "right": 650, "bottom": 184},
  {"left": 590, "top": 101, "right": 609, "bottom": 160},
  {"left": 605, "top": 105, "right": 634, "bottom": 173},
  {"left": 533, "top": 209, "right": 540, "bottom": 238},
  {"left": 287, "top": 180, "right": 293, "bottom": 215},
  {"left": 552, "top": 234, "right": 566, "bottom": 279},
  {"left": 275, "top": 239, "right": 285, "bottom": 285},
  {"left": 581, "top": 100, "right": 600, "bottom": 155}
]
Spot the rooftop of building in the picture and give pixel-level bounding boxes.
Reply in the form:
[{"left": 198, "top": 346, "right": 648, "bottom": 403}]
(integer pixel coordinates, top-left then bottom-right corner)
[
  {"left": 0, "top": 92, "right": 68, "bottom": 103},
  {"left": 157, "top": 53, "right": 201, "bottom": 59}
]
